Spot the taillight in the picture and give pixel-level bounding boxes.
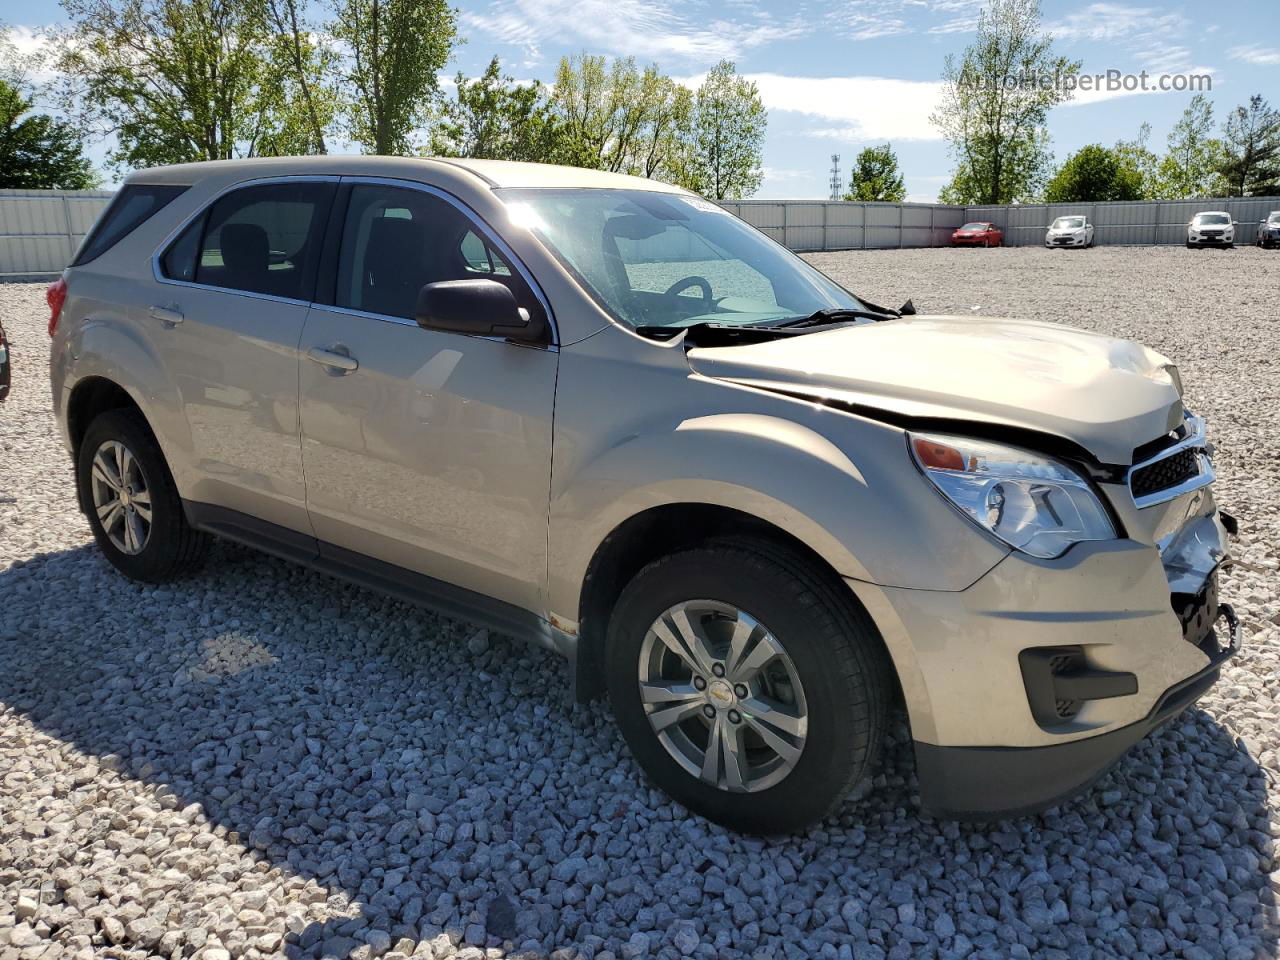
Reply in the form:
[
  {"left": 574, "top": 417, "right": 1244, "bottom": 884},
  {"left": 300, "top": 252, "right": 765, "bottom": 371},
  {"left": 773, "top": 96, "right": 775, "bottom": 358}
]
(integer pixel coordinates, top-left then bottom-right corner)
[{"left": 47, "top": 277, "right": 67, "bottom": 337}]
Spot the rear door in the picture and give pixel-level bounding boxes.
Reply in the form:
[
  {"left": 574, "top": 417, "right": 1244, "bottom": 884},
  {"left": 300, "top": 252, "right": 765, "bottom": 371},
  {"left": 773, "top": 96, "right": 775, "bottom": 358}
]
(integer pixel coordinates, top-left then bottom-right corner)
[
  {"left": 297, "top": 179, "right": 558, "bottom": 613},
  {"left": 152, "top": 177, "right": 336, "bottom": 533}
]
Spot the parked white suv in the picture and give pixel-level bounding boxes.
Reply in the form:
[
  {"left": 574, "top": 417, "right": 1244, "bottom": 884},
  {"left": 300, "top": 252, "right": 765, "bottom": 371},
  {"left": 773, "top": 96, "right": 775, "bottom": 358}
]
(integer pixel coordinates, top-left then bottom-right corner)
[
  {"left": 49, "top": 157, "right": 1239, "bottom": 831},
  {"left": 1045, "top": 215, "right": 1094, "bottom": 248},
  {"left": 1187, "top": 211, "right": 1235, "bottom": 248}
]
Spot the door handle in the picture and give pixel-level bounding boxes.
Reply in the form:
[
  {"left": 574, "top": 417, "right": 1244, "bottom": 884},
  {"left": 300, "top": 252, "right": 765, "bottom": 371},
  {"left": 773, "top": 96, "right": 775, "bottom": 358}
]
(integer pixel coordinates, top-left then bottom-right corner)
[
  {"left": 307, "top": 347, "right": 358, "bottom": 372},
  {"left": 149, "top": 304, "right": 183, "bottom": 325}
]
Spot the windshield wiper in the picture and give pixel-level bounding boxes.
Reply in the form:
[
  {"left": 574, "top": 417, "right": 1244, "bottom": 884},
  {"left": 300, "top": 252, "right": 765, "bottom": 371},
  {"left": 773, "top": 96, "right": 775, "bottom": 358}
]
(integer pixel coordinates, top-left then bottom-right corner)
[
  {"left": 635, "top": 322, "right": 817, "bottom": 346},
  {"left": 769, "top": 306, "right": 898, "bottom": 328}
]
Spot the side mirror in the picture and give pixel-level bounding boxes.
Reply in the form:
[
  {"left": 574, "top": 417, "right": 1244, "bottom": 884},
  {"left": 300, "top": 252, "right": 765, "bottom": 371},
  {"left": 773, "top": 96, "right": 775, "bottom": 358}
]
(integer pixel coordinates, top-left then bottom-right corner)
[{"left": 414, "top": 279, "right": 544, "bottom": 342}]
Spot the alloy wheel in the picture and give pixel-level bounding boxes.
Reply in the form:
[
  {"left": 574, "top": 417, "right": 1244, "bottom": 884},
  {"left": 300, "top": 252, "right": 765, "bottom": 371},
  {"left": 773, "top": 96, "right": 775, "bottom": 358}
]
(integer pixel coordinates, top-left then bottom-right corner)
[
  {"left": 637, "top": 600, "right": 808, "bottom": 793},
  {"left": 90, "top": 439, "right": 152, "bottom": 555}
]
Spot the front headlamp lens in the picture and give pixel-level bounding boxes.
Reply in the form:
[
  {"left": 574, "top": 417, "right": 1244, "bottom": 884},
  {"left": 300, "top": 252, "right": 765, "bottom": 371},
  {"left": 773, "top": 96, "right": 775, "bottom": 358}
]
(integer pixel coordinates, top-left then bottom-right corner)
[{"left": 910, "top": 434, "right": 1116, "bottom": 559}]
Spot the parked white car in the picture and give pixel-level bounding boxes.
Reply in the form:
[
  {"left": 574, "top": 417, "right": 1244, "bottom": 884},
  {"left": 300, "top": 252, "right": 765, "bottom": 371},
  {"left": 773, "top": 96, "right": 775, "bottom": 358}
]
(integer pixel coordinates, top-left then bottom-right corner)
[
  {"left": 1187, "top": 211, "right": 1235, "bottom": 248},
  {"left": 1045, "top": 216, "right": 1094, "bottom": 248}
]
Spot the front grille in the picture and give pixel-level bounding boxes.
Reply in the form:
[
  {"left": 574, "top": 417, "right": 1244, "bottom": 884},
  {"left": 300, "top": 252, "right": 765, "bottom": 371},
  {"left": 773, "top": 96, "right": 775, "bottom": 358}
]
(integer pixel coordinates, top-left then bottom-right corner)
[
  {"left": 1201, "top": 230, "right": 1223, "bottom": 238},
  {"left": 1131, "top": 447, "right": 1199, "bottom": 498}
]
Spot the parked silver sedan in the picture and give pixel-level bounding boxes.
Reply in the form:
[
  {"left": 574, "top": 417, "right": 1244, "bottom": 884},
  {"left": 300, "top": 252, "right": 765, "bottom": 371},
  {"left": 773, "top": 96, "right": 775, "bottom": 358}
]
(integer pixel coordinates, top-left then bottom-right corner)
[{"left": 49, "top": 157, "right": 1239, "bottom": 831}]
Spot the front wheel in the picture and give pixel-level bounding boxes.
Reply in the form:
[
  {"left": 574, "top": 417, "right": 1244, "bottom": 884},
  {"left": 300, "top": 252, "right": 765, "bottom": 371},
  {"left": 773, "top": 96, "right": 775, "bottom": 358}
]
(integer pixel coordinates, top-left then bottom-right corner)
[
  {"left": 606, "top": 542, "right": 891, "bottom": 833},
  {"left": 77, "top": 409, "right": 210, "bottom": 582}
]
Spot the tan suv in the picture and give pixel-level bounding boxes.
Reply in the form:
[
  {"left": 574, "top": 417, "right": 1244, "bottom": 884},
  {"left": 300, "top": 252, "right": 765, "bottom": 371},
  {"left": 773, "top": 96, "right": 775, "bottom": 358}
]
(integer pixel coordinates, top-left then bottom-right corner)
[{"left": 49, "top": 157, "right": 1239, "bottom": 832}]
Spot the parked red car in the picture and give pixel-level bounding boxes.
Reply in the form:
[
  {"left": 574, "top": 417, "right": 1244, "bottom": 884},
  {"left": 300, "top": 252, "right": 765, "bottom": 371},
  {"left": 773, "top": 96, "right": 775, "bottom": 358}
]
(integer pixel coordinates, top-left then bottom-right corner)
[{"left": 951, "top": 221, "right": 1003, "bottom": 247}]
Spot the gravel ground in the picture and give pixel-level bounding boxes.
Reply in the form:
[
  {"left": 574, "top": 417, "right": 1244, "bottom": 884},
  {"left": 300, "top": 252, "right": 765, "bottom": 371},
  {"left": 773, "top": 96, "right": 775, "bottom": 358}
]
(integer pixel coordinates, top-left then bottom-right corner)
[{"left": 2, "top": 245, "right": 1279, "bottom": 960}]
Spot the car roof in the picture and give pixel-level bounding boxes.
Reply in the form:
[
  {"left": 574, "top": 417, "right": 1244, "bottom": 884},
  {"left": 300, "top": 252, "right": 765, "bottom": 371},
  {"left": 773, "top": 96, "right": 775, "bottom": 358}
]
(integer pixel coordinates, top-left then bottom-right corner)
[
  {"left": 123, "top": 155, "right": 690, "bottom": 194},
  {"left": 1193, "top": 210, "right": 1230, "bottom": 216}
]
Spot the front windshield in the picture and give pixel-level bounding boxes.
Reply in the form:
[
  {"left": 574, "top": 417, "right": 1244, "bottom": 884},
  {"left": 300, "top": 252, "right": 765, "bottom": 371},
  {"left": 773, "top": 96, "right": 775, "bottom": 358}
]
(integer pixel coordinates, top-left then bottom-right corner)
[
  {"left": 1269, "top": 213, "right": 1280, "bottom": 224},
  {"left": 960, "top": 222, "right": 988, "bottom": 231},
  {"left": 1053, "top": 217, "right": 1085, "bottom": 229},
  {"left": 500, "top": 188, "right": 863, "bottom": 330},
  {"left": 1196, "top": 213, "right": 1230, "bottom": 225}
]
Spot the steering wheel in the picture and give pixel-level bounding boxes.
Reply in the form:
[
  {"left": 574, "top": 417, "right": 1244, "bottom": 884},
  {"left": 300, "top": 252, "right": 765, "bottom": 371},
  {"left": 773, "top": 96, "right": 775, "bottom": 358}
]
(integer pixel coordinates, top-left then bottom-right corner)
[{"left": 664, "top": 276, "right": 714, "bottom": 302}]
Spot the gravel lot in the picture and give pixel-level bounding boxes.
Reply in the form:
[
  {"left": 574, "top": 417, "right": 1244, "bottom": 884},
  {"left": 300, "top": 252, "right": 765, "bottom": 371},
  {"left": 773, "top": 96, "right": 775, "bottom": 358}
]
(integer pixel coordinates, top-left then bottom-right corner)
[{"left": 2, "top": 245, "right": 1279, "bottom": 960}]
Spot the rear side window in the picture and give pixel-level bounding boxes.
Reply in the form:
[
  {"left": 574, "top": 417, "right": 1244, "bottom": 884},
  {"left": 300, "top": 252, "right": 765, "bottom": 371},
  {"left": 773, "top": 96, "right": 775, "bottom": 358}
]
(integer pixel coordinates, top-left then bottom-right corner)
[
  {"left": 72, "top": 184, "right": 188, "bottom": 266},
  {"left": 164, "top": 181, "right": 335, "bottom": 300}
]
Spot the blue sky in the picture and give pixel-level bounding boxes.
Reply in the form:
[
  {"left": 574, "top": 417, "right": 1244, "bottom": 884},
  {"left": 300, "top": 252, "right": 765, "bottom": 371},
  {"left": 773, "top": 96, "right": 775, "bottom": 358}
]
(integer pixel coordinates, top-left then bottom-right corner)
[{"left": 5, "top": 0, "right": 1279, "bottom": 198}]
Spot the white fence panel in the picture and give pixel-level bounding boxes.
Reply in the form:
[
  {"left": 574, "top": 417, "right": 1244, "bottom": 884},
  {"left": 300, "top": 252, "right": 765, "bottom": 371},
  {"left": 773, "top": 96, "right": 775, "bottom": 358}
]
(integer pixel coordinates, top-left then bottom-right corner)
[{"left": 0, "top": 189, "right": 114, "bottom": 279}]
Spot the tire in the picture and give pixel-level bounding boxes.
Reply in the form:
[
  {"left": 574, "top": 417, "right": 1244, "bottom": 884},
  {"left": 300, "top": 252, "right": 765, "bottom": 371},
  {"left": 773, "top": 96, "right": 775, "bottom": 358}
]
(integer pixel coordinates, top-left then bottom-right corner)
[
  {"left": 77, "top": 408, "right": 210, "bottom": 582},
  {"left": 1186, "top": 241, "right": 1195, "bottom": 249},
  {"left": 605, "top": 540, "right": 891, "bottom": 834}
]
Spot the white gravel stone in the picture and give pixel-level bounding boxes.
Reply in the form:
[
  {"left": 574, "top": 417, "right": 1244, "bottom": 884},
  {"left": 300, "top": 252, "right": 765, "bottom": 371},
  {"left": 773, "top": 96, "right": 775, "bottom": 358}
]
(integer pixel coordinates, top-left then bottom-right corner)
[{"left": 2, "top": 247, "right": 1279, "bottom": 959}]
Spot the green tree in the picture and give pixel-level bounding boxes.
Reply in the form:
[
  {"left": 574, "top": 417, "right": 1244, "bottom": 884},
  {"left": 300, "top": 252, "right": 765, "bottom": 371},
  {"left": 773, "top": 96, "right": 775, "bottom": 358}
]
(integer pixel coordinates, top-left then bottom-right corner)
[
  {"left": 431, "top": 56, "right": 569, "bottom": 162},
  {"left": 632, "top": 72, "right": 693, "bottom": 181},
  {"left": 1113, "top": 122, "right": 1159, "bottom": 199},
  {"left": 548, "top": 54, "right": 696, "bottom": 181},
  {"left": 55, "top": 0, "right": 333, "bottom": 169},
  {"left": 686, "top": 60, "right": 766, "bottom": 200},
  {"left": 1218, "top": 94, "right": 1280, "bottom": 197},
  {"left": 843, "top": 143, "right": 906, "bottom": 201},
  {"left": 551, "top": 54, "right": 648, "bottom": 172},
  {"left": 0, "top": 79, "right": 97, "bottom": 188},
  {"left": 0, "top": 24, "right": 96, "bottom": 188},
  {"left": 931, "top": 0, "right": 1079, "bottom": 204},
  {"left": 329, "top": 0, "right": 458, "bottom": 155},
  {"left": 1154, "top": 94, "right": 1227, "bottom": 198},
  {"left": 1044, "top": 144, "right": 1142, "bottom": 202},
  {"left": 262, "top": 0, "right": 338, "bottom": 154}
]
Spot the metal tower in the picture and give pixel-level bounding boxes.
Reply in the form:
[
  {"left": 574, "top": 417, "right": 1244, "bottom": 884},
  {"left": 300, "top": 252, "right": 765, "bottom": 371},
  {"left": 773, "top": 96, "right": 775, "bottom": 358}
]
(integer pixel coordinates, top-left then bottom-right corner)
[{"left": 829, "top": 154, "right": 842, "bottom": 200}]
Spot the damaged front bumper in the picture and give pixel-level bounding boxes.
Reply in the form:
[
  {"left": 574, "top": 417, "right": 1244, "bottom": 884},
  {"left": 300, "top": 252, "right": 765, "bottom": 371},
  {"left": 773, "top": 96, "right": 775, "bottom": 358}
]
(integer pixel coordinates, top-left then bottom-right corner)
[{"left": 846, "top": 505, "right": 1240, "bottom": 820}]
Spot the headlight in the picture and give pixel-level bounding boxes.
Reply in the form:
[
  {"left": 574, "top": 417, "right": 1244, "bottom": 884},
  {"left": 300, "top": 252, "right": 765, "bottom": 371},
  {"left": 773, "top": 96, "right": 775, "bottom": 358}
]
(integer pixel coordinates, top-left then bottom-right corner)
[{"left": 909, "top": 434, "right": 1116, "bottom": 559}]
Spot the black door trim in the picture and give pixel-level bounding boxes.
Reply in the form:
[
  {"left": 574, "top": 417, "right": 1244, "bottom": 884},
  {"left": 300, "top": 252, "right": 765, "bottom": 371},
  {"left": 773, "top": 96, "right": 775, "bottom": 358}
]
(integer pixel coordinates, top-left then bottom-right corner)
[{"left": 183, "top": 500, "right": 574, "bottom": 660}]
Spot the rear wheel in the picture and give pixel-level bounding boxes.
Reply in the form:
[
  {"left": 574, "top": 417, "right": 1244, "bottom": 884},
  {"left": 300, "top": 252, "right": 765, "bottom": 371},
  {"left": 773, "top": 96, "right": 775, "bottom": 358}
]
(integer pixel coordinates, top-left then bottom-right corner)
[
  {"left": 77, "top": 409, "right": 210, "bottom": 582},
  {"left": 606, "top": 541, "right": 891, "bottom": 833}
]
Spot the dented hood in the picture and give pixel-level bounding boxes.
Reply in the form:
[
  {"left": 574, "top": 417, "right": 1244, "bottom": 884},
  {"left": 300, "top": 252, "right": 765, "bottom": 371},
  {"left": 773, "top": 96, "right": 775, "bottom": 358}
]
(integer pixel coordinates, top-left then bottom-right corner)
[{"left": 686, "top": 315, "right": 1183, "bottom": 465}]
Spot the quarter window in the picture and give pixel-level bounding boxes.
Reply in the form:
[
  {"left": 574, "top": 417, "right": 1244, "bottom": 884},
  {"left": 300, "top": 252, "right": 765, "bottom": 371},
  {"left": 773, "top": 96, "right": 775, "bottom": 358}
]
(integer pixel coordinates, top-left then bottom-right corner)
[
  {"left": 335, "top": 184, "right": 541, "bottom": 327},
  {"left": 167, "top": 181, "right": 334, "bottom": 299},
  {"left": 73, "top": 184, "right": 188, "bottom": 266}
]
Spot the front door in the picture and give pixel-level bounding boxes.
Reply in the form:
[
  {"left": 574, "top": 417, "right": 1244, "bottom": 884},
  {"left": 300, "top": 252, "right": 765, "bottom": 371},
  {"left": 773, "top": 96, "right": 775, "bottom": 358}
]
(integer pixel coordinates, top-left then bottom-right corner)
[
  {"left": 297, "top": 181, "right": 558, "bottom": 614},
  {"left": 150, "top": 178, "right": 336, "bottom": 533}
]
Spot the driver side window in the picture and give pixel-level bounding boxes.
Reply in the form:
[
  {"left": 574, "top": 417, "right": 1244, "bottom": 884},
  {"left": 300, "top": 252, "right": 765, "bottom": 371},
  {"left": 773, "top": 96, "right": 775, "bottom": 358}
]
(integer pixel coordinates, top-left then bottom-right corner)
[{"left": 335, "top": 184, "right": 541, "bottom": 325}]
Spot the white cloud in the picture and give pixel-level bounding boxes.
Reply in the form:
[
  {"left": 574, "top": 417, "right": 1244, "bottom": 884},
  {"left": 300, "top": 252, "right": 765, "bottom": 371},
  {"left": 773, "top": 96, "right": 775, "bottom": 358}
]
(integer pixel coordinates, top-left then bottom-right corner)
[
  {"left": 833, "top": 14, "right": 910, "bottom": 41},
  {"left": 1228, "top": 44, "right": 1280, "bottom": 66},
  {"left": 927, "top": 16, "right": 980, "bottom": 35},
  {"left": 762, "top": 166, "right": 812, "bottom": 182},
  {"left": 733, "top": 60, "right": 1215, "bottom": 148},
  {"left": 462, "top": 0, "right": 806, "bottom": 65},
  {"left": 0, "top": 25, "right": 60, "bottom": 84},
  {"left": 744, "top": 74, "right": 946, "bottom": 142},
  {"left": 823, "top": 0, "right": 983, "bottom": 39},
  {"left": 1132, "top": 41, "right": 1194, "bottom": 74},
  {"left": 1048, "top": 3, "right": 1188, "bottom": 42}
]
